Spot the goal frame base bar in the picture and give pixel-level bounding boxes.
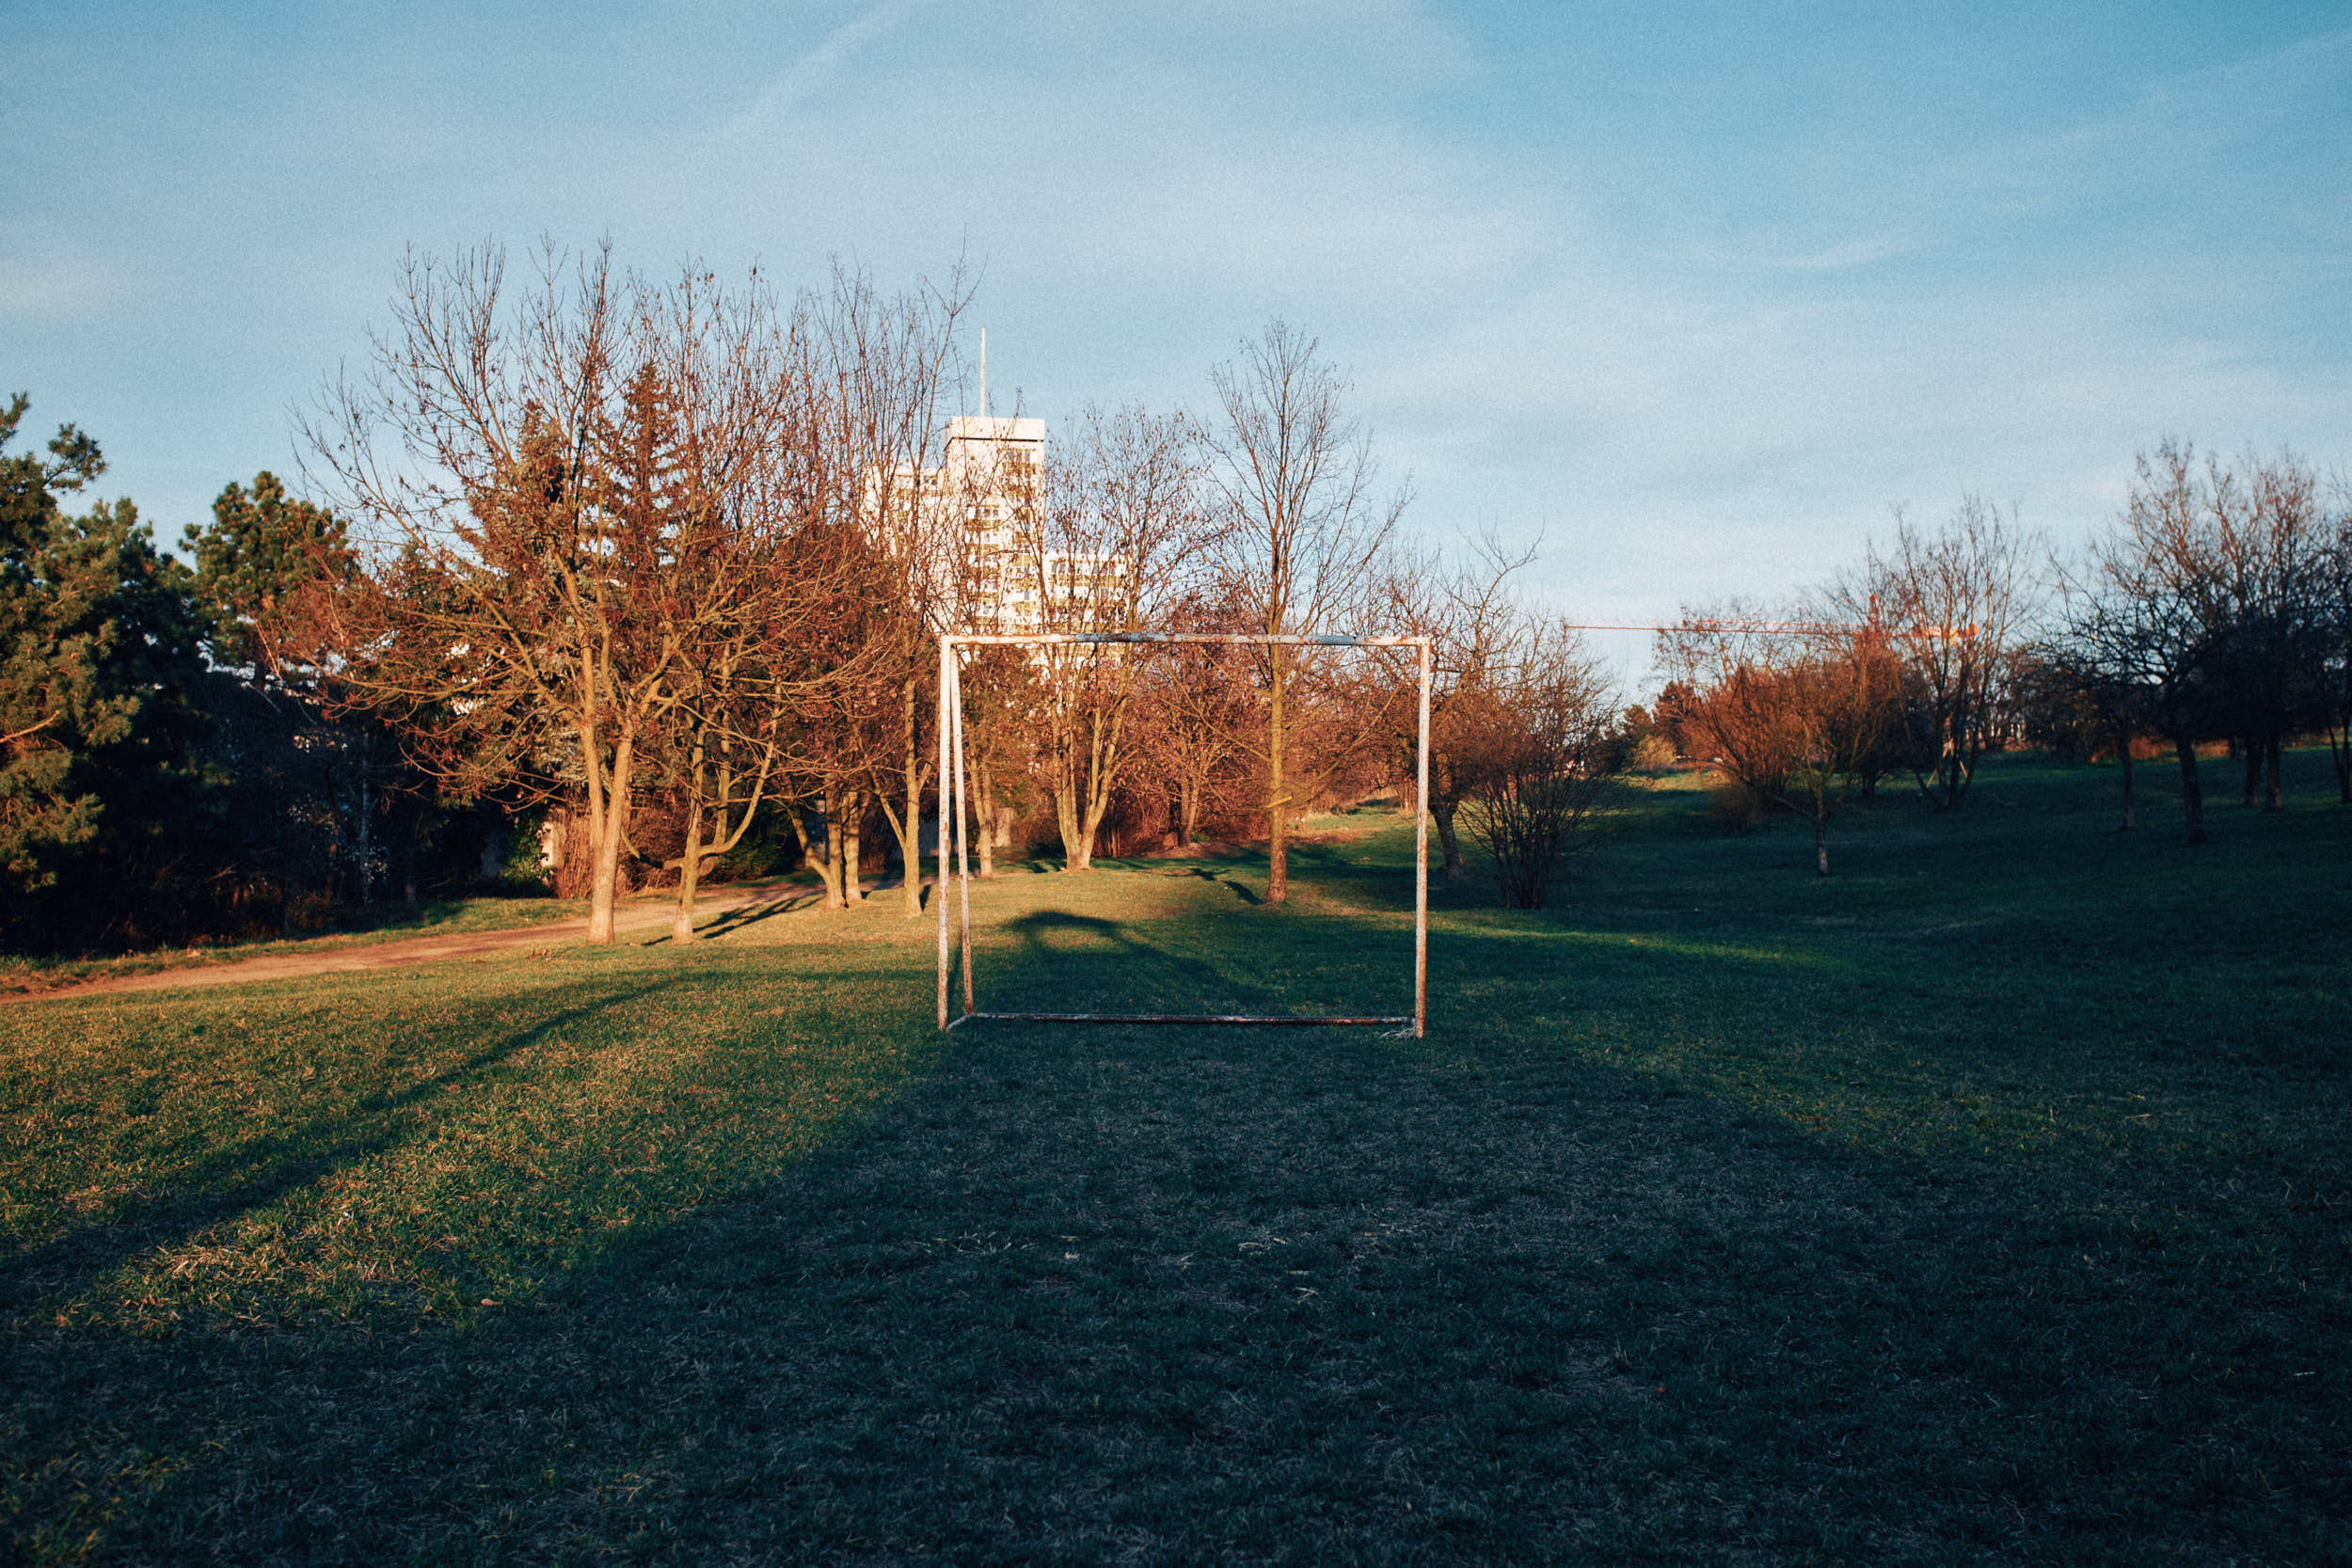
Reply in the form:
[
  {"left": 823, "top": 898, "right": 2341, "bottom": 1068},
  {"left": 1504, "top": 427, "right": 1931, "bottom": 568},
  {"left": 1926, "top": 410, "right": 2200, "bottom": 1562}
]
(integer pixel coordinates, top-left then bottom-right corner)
[
  {"left": 937, "top": 627, "right": 1433, "bottom": 1038},
  {"left": 952, "top": 1012, "right": 1411, "bottom": 1028}
]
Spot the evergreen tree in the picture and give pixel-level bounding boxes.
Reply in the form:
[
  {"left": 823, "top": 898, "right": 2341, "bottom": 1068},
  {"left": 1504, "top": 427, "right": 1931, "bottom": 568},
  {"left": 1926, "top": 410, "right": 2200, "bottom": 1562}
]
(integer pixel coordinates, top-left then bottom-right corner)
[
  {"left": 183, "top": 470, "right": 355, "bottom": 687},
  {"left": 0, "top": 393, "right": 206, "bottom": 944}
]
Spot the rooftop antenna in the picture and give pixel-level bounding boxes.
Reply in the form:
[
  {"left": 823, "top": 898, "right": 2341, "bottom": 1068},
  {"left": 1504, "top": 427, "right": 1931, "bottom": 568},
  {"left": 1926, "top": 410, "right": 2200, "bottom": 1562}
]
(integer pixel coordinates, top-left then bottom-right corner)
[{"left": 979, "top": 326, "right": 988, "bottom": 419}]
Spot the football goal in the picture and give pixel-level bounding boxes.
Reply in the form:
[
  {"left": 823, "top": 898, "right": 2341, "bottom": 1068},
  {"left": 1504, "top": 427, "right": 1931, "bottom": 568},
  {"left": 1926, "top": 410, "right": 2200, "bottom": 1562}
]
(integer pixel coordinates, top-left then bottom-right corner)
[{"left": 935, "top": 630, "right": 1433, "bottom": 1037}]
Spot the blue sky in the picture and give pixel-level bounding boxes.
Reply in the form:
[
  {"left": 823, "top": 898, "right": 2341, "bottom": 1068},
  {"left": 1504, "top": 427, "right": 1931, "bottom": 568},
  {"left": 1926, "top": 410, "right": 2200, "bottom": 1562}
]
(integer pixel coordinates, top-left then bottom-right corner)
[{"left": 8, "top": 1, "right": 2348, "bottom": 679}]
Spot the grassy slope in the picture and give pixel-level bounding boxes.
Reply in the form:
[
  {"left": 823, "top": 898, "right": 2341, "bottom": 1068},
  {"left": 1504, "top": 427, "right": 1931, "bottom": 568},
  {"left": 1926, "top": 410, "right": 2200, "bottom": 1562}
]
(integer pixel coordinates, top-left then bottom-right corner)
[
  {"left": 0, "top": 894, "right": 591, "bottom": 995},
  {"left": 1, "top": 754, "right": 2345, "bottom": 1564}
]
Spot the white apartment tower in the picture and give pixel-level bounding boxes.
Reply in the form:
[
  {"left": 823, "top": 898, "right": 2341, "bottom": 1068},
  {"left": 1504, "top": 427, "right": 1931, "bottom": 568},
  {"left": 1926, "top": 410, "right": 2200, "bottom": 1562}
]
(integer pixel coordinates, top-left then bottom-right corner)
[
  {"left": 941, "top": 413, "right": 1049, "bottom": 635},
  {"left": 863, "top": 334, "right": 1130, "bottom": 636},
  {"left": 870, "top": 414, "right": 1130, "bottom": 639}
]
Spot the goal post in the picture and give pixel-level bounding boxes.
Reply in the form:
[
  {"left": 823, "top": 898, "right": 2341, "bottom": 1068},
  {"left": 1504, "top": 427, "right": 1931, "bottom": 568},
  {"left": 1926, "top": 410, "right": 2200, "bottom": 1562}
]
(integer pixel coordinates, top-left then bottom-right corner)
[{"left": 935, "top": 629, "right": 1433, "bottom": 1037}]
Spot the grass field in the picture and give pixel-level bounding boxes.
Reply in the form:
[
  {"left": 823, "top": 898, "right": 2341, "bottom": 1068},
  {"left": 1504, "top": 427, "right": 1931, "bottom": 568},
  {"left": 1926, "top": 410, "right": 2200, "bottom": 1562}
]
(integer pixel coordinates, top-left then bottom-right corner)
[
  {"left": 3, "top": 753, "right": 2346, "bottom": 1564},
  {"left": 0, "top": 893, "right": 589, "bottom": 996}
]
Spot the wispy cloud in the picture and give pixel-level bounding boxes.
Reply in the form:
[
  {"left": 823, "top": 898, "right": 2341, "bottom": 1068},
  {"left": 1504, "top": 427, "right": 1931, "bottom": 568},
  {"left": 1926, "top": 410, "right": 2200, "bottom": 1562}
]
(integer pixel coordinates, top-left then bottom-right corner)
[
  {"left": 722, "top": 0, "right": 927, "bottom": 140},
  {"left": 0, "top": 255, "right": 123, "bottom": 317},
  {"left": 7, "top": 0, "right": 2345, "bottom": 671},
  {"left": 1763, "top": 238, "right": 1911, "bottom": 272},
  {"left": 1681, "top": 236, "right": 1914, "bottom": 274}
]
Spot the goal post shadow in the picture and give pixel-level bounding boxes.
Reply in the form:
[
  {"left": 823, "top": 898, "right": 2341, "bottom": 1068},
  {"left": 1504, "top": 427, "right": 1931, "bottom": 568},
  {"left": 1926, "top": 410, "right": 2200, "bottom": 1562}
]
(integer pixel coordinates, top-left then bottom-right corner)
[{"left": 935, "top": 629, "right": 1432, "bottom": 1038}]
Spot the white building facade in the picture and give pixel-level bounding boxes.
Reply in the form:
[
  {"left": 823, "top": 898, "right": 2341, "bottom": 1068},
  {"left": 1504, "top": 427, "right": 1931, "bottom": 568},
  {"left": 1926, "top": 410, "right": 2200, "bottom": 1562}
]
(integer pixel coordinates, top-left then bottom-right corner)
[{"left": 873, "top": 414, "right": 1131, "bottom": 639}]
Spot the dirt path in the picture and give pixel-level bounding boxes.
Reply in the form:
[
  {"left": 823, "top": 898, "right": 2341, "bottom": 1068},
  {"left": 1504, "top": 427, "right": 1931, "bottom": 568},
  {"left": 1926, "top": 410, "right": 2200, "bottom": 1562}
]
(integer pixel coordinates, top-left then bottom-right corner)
[{"left": 8, "top": 879, "right": 835, "bottom": 1004}]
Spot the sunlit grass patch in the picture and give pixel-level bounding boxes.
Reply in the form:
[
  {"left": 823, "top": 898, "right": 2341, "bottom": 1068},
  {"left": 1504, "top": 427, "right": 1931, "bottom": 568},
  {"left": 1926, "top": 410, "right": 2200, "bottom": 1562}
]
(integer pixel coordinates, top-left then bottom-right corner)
[
  {"left": 3, "top": 949, "right": 940, "bottom": 1335},
  {"left": 0, "top": 893, "right": 591, "bottom": 995}
]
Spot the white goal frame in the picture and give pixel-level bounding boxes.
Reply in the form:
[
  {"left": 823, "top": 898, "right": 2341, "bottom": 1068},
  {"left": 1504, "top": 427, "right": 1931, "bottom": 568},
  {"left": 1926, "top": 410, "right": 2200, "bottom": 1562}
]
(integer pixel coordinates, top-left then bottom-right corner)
[{"left": 936, "top": 630, "right": 1433, "bottom": 1037}]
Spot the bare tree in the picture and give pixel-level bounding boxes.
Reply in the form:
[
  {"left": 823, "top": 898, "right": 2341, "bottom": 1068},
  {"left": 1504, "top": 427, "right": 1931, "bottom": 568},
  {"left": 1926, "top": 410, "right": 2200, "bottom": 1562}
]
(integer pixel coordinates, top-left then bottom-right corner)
[
  {"left": 1025, "top": 404, "right": 1212, "bottom": 869},
  {"left": 954, "top": 642, "right": 1039, "bottom": 876},
  {"left": 2061, "top": 447, "right": 2216, "bottom": 843},
  {"left": 778, "top": 585, "right": 896, "bottom": 911},
  {"left": 655, "top": 510, "right": 870, "bottom": 938},
  {"left": 1206, "top": 322, "right": 1404, "bottom": 903},
  {"left": 2061, "top": 442, "right": 2331, "bottom": 844},
  {"left": 1457, "top": 621, "right": 1622, "bottom": 908},
  {"left": 1380, "top": 530, "right": 1536, "bottom": 881},
  {"left": 2211, "top": 451, "right": 2329, "bottom": 811},
  {"left": 1837, "top": 495, "right": 2041, "bottom": 809},
  {"left": 2012, "top": 641, "right": 2151, "bottom": 830},
  {"left": 657, "top": 672, "right": 778, "bottom": 938},
  {"left": 1661, "top": 610, "right": 1900, "bottom": 875},
  {"left": 313, "top": 246, "right": 826, "bottom": 942},
  {"left": 816, "top": 262, "right": 969, "bottom": 916},
  {"left": 1130, "top": 591, "right": 1253, "bottom": 847}
]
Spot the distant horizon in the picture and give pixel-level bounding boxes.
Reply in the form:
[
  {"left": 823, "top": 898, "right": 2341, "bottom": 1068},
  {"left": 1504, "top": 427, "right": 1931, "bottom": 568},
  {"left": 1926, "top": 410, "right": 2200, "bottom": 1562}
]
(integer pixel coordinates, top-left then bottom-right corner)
[{"left": 8, "top": 1, "right": 2348, "bottom": 689}]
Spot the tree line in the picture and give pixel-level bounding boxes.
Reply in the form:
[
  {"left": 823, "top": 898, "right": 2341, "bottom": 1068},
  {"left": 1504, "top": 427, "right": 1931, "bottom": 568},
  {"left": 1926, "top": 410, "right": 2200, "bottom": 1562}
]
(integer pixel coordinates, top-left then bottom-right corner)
[
  {"left": 1, "top": 248, "right": 1623, "bottom": 953},
  {"left": 24, "top": 244, "right": 2309, "bottom": 950},
  {"left": 1652, "top": 445, "right": 2352, "bottom": 872}
]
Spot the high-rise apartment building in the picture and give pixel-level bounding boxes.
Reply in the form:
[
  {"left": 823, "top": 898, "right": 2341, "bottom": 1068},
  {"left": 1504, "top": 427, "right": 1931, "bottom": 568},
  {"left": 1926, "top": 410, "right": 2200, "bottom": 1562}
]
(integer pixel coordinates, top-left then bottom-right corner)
[
  {"left": 941, "top": 414, "right": 1046, "bottom": 635},
  {"left": 871, "top": 412, "right": 1130, "bottom": 638}
]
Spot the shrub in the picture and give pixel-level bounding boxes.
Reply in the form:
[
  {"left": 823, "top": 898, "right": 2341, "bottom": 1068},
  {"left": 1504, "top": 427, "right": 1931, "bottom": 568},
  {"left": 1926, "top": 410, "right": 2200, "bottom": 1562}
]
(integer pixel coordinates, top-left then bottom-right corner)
[{"left": 1707, "top": 778, "right": 1772, "bottom": 832}]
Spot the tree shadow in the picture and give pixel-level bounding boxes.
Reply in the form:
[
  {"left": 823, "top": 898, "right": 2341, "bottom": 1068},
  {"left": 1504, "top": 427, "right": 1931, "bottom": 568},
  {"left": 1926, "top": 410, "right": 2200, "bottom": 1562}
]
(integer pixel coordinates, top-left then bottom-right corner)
[
  {"left": 1177, "top": 865, "right": 1259, "bottom": 904},
  {"left": 16, "top": 978, "right": 2342, "bottom": 1562},
  {"left": 0, "top": 983, "right": 676, "bottom": 1316},
  {"left": 643, "top": 873, "right": 949, "bottom": 943},
  {"left": 981, "top": 910, "right": 1290, "bottom": 1019},
  {"left": 16, "top": 760, "right": 2352, "bottom": 1560},
  {"left": 667, "top": 891, "right": 824, "bottom": 940}
]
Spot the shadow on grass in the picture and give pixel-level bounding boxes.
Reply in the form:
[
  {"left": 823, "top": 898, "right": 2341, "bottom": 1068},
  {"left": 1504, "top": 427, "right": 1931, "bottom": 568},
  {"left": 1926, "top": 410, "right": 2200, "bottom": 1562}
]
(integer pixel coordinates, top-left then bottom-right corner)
[
  {"left": 10, "top": 998, "right": 2344, "bottom": 1564},
  {"left": 665, "top": 890, "right": 823, "bottom": 941},
  {"left": 0, "top": 983, "right": 676, "bottom": 1319},
  {"left": 9, "top": 757, "right": 2352, "bottom": 1561},
  {"left": 1175, "top": 864, "right": 1260, "bottom": 904},
  {"left": 978, "top": 910, "right": 1290, "bottom": 1019}
]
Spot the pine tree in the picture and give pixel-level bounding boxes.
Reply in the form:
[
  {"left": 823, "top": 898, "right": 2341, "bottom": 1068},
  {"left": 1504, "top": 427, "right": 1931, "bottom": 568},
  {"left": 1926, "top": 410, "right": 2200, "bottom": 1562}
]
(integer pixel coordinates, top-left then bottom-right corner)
[
  {"left": 183, "top": 470, "right": 355, "bottom": 687},
  {"left": 0, "top": 394, "right": 205, "bottom": 944}
]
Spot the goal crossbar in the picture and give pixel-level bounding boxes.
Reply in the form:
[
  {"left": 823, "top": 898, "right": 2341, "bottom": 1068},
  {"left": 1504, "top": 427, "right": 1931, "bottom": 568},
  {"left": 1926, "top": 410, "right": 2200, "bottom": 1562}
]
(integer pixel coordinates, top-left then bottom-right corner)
[
  {"left": 936, "top": 629, "right": 1432, "bottom": 1037},
  {"left": 947, "top": 631, "right": 1433, "bottom": 647}
]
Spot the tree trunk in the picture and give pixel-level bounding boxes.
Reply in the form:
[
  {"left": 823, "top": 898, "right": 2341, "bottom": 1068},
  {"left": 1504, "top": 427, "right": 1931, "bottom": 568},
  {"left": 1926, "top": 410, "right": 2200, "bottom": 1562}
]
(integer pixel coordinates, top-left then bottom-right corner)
[
  {"left": 819, "top": 786, "right": 846, "bottom": 910},
  {"left": 672, "top": 832, "right": 705, "bottom": 941},
  {"left": 787, "top": 801, "right": 839, "bottom": 909},
  {"left": 2243, "top": 736, "right": 2261, "bottom": 807},
  {"left": 1430, "top": 800, "right": 1467, "bottom": 882},
  {"left": 894, "top": 675, "right": 926, "bottom": 916},
  {"left": 1813, "top": 813, "right": 1830, "bottom": 877},
  {"left": 358, "top": 729, "right": 373, "bottom": 906},
  {"left": 672, "top": 765, "right": 706, "bottom": 945},
  {"left": 1053, "top": 765, "right": 1089, "bottom": 872},
  {"left": 1072, "top": 710, "right": 1120, "bottom": 871},
  {"left": 2329, "top": 721, "right": 2352, "bottom": 803},
  {"left": 583, "top": 728, "right": 635, "bottom": 945},
  {"left": 843, "top": 789, "right": 865, "bottom": 906},
  {"left": 2174, "top": 733, "right": 2207, "bottom": 846},
  {"left": 671, "top": 738, "right": 769, "bottom": 941},
  {"left": 2264, "top": 733, "right": 2282, "bottom": 812},
  {"left": 974, "top": 753, "right": 996, "bottom": 878},
  {"left": 1266, "top": 655, "right": 1288, "bottom": 904},
  {"left": 874, "top": 784, "right": 923, "bottom": 910},
  {"left": 2118, "top": 736, "right": 2136, "bottom": 832},
  {"left": 1937, "top": 712, "right": 1959, "bottom": 810},
  {"left": 586, "top": 775, "right": 629, "bottom": 942}
]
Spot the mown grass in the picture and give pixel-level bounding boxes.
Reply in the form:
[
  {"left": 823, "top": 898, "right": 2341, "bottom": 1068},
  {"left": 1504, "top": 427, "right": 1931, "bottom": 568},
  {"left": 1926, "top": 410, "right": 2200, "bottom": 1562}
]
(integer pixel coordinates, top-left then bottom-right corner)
[
  {"left": 3, "top": 752, "right": 2346, "bottom": 1564},
  {"left": 0, "top": 893, "right": 588, "bottom": 996}
]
